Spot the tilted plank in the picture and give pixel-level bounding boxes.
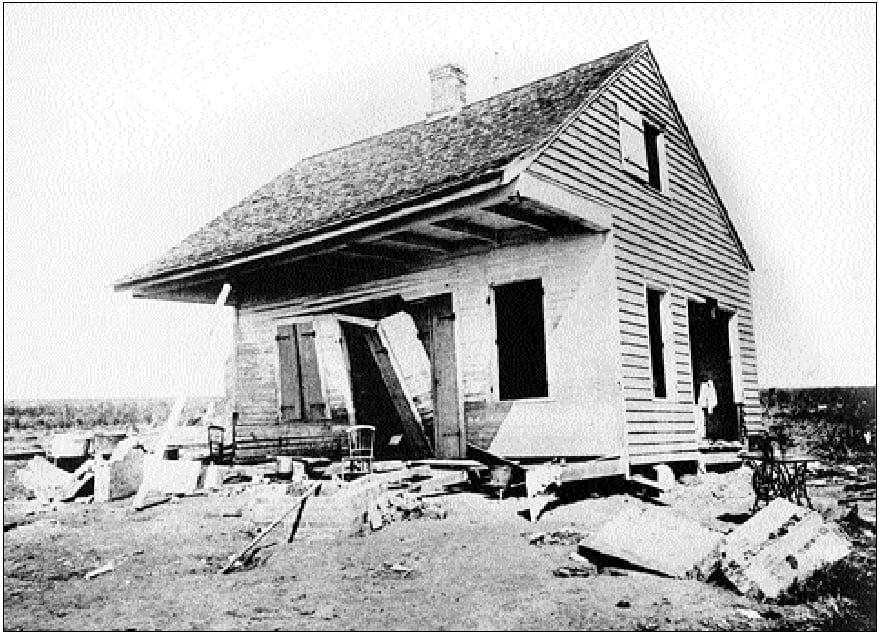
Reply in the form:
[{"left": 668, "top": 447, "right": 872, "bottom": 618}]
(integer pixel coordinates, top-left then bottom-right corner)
[{"left": 360, "top": 328, "right": 432, "bottom": 458}]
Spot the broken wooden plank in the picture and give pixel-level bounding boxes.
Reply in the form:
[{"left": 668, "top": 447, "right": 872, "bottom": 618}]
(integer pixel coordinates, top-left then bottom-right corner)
[
  {"left": 60, "top": 460, "right": 95, "bottom": 501},
  {"left": 361, "top": 328, "right": 431, "bottom": 457},
  {"left": 525, "top": 464, "right": 563, "bottom": 523},
  {"left": 221, "top": 481, "right": 319, "bottom": 574},
  {"left": 629, "top": 474, "right": 668, "bottom": 492},
  {"left": 413, "top": 470, "right": 469, "bottom": 494},
  {"left": 84, "top": 561, "right": 115, "bottom": 580},
  {"left": 578, "top": 502, "right": 722, "bottom": 578},
  {"left": 466, "top": 443, "right": 523, "bottom": 472},
  {"left": 134, "top": 283, "right": 230, "bottom": 510}
]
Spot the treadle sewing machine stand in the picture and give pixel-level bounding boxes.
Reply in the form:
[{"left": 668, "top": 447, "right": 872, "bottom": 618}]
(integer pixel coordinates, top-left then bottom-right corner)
[{"left": 742, "top": 428, "right": 814, "bottom": 512}]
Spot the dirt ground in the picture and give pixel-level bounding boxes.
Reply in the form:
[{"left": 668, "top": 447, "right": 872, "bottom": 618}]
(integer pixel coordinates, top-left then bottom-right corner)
[{"left": 4, "top": 462, "right": 873, "bottom": 631}]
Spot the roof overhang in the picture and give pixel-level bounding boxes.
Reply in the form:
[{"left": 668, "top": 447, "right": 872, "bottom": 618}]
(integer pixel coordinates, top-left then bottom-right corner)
[{"left": 119, "top": 173, "right": 611, "bottom": 304}]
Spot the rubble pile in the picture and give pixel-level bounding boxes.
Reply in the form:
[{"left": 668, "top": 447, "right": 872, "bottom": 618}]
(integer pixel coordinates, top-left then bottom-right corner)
[
  {"left": 659, "top": 467, "right": 755, "bottom": 531},
  {"left": 296, "top": 468, "right": 453, "bottom": 540}
]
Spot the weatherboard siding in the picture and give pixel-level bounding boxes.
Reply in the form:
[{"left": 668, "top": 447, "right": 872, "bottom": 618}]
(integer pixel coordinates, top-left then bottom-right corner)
[
  {"left": 527, "top": 49, "right": 760, "bottom": 465},
  {"left": 233, "top": 234, "right": 607, "bottom": 455}
]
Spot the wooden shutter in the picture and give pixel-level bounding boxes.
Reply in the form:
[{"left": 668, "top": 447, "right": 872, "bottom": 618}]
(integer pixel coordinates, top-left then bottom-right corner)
[
  {"left": 657, "top": 131, "right": 670, "bottom": 192},
  {"left": 296, "top": 321, "right": 327, "bottom": 421},
  {"left": 276, "top": 324, "right": 303, "bottom": 420},
  {"left": 617, "top": 101, "right": 649, "bottom": 178}
]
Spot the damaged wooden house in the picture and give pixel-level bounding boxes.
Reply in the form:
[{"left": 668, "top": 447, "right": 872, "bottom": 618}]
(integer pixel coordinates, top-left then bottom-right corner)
[{"left": 115, "top": 41, "right": 759, "bottom": 480}]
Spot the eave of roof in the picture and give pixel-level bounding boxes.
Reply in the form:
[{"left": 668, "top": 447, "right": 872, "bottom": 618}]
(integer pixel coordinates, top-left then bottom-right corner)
[{"left": 115, "top": 41, "right": 647, "bottom": 291}]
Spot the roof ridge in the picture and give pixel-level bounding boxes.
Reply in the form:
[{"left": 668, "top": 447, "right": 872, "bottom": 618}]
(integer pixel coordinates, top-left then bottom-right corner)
[{"left": 293, "top": 41, "right": 649, "bottom": 166}]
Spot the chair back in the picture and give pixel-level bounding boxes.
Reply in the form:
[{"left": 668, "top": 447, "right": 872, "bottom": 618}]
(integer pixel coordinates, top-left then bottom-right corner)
[
  {"left": 207, "top": 425, "right": 226, "bottom": 464},
  {"left": 347, "top": 425, "right": 375, "bottom": 461}
]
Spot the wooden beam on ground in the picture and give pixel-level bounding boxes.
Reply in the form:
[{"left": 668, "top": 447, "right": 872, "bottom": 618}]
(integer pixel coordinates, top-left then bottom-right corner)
[
  {"left": 432, "top": 218, "right": 498, "bottom": 243},
  {"left": 466, "top": 443, "right": 524, "bottom": 473}
]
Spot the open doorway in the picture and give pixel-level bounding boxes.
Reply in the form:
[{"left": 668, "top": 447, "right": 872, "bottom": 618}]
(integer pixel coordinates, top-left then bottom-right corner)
[
  {"left": 340, "top": 321, "right": 411, "bottom": 460},
  {"left": 333, "top": 292, "right": 463, "bottom": 459},
  {"left": 688, "top": 299, "right": 739, "bottom": 441}
]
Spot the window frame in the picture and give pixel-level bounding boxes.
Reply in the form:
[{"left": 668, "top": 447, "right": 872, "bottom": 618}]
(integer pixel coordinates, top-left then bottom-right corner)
[
  {"left": 491, "top": 278, "right": 550, "bottom": 402},
  {"left": 617, "top": 100, "right": 669, "bottom": 193},
  {"left": 644, "top": 284, "right": 676, "bottom": 401}
]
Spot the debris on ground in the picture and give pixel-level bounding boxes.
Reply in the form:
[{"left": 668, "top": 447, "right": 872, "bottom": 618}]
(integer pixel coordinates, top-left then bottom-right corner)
[
  {"left": 84, "top": 561, "right": 114, "bottom": 580},
  {"left": 522, "top": 527, "right": 585, "bottom": 546},
  {"left": 220, "top": 481, "right": 319, "bottom": 574},
  {"left": 94, "top": 442, "right": 145, "bottom": 503},
  {"left": 703, "top": 497, "right": 852, "bottom": 600},
  {"left": 577, "top": 500, "right": 723, "bottom": 578},
  {"left": 296, "top": 467, "right": 453, "bottom": 539},
  {"left": 16, "top": 456, "right": 94, "bottom": 503}
]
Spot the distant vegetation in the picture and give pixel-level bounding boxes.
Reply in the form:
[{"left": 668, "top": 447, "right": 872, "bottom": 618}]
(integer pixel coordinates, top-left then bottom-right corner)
[
  {"left": 3, "top": 397, "right": 225, "bottom": 433},
  {"left": 4, "top": 387, "right": 875, "bottom": 436},
  {"left": 761, "top": 386, "right": 876, "bottom": 460}
]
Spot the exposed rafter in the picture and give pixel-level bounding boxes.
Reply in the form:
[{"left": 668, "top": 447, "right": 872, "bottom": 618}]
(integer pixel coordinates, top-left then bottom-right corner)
[
  {"left": 342, "top": 242, "right": 425, "bottom": 266},
  {"left": 379, "top": 231, "right": 458, "bottom": 253},
  {"left": 483, "top": 201, "right": 552, "bottom": 232},
  {"left": 432, "top": 218, "right": 498, "bottom": 244}
]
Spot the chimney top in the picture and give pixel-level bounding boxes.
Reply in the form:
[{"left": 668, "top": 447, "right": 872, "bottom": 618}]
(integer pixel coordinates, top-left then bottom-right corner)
[{"left": 427, "top": 63, "right": 468, "bottom": 121}]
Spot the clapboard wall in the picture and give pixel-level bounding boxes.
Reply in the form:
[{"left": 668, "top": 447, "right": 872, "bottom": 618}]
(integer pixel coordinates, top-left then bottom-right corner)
[
  {"left": 527, "top": 48, "right": 760, "bottom": 465},
  {"left": 233, "top": 233, "right": 609, "bottom": 454}
]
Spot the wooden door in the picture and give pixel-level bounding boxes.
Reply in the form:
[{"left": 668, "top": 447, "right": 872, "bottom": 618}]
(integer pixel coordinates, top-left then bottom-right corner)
[{"left": 428, "top": 295, "right": 463, "bottom": 458}]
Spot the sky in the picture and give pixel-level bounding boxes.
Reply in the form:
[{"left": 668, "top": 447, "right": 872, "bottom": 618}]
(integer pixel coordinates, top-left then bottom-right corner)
[{"left": 3, "top": 4, "right": 876, "bottom": 399}]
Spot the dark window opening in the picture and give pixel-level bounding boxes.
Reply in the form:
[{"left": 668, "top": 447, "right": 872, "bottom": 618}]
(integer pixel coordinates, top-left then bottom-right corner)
[
  {"left": 644, "top": 122, "right": 662, "bottom": 190},
  {"left": 494, "top": 279, "right": 548, "bottom": 400},
  {"left": 646, "top": 288, "right": 667, "bottom": 398}
]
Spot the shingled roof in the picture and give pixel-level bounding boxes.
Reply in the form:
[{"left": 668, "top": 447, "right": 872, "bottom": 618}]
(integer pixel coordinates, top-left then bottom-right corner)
[{"left": 116, "top": 42, "right": 647, "bottom": 289}]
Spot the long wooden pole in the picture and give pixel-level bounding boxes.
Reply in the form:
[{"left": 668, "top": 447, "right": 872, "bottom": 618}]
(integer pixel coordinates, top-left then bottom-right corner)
[
  {"left": 219, "top": 481, "right": 319, "bottom": 574},
  {"left": 132, "top": 283, "right": 232, "bottom": 510}
]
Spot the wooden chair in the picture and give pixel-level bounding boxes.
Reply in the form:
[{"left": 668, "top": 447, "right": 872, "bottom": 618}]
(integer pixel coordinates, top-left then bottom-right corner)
[
  {"left": 343, "top": 425, "right": 375, "bottom": 479},
  {"left": 207, "top": 425, "right": 234, "bottom": 466}
]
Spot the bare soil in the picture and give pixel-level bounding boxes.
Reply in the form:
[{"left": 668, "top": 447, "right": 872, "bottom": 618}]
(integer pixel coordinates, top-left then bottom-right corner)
[{"left": 4, "top": 466, "right": 870, "bottom": 631}]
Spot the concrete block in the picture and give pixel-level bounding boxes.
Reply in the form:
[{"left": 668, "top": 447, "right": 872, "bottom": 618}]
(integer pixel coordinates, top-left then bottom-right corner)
[
  {"left": 94, "top": 447, "right": 145, "bottom": 503},
  {"left": 139, "top": 457, "right": 202, "bottom": 495},
  {"left": 578, "top": 501, "right": 723, "bottom": 578},
  {"left": 295, "top": 493, "right": 366, "bottom": 539},
  {"left": 714, "top": 498, "right": 852, "bottom": 599}
]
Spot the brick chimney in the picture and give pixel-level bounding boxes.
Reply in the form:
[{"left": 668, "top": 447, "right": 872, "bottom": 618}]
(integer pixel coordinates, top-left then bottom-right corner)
[{"left": 427, "top": 63, "right": 467, "bottom": 120}]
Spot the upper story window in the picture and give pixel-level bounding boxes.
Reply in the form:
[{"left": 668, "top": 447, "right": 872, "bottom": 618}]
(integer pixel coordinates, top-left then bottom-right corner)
[{"left": 617, "top": 101, "right": 668, "bottom": 192}]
